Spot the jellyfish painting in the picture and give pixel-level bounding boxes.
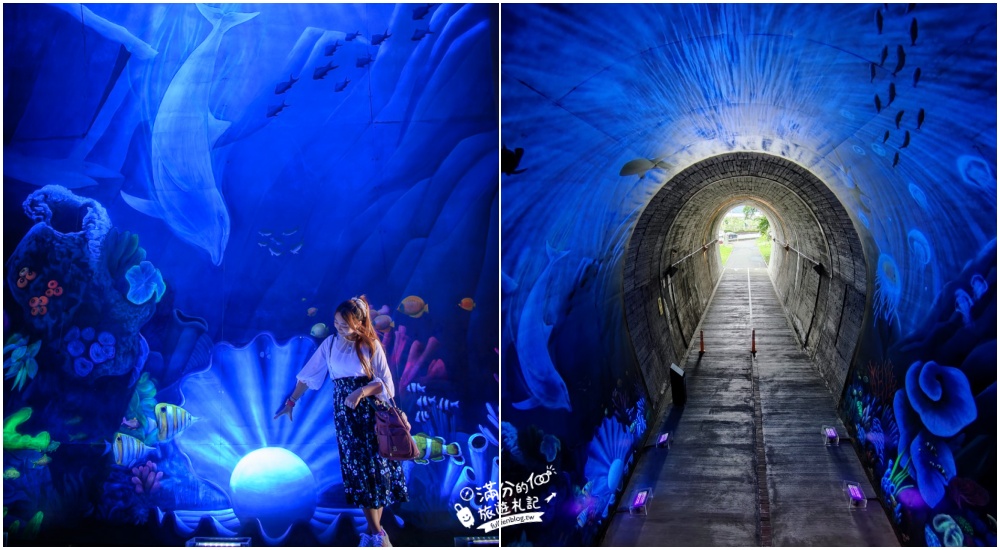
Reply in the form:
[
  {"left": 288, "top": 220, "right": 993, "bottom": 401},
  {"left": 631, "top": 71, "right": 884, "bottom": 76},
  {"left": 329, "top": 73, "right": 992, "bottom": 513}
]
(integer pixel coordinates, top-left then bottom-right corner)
[
  {"left": 873, "top": 253, "right": 902, "bottom": 325},
  {"left": 957, "top": 155, "right": 996, "bottom": 193},
  {"left": 907, "top": 230, "right": 932, "bottom": 266},
  {"left": 908, "top": 183, "right": 929, "bottom": 210}
]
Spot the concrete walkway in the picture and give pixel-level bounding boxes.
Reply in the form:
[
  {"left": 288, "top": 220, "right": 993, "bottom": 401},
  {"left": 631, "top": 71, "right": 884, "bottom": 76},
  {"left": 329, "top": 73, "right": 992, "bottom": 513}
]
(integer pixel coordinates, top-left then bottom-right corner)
[{"left": 602, "top": 240, "right": 898, "bottom": 546}]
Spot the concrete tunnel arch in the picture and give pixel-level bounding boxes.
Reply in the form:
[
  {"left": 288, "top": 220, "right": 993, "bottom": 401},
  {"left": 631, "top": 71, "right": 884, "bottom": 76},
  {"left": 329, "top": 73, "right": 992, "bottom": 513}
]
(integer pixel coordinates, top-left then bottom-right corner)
[{"left": 623, "top": 152, "right": 868, "bottom": 407}]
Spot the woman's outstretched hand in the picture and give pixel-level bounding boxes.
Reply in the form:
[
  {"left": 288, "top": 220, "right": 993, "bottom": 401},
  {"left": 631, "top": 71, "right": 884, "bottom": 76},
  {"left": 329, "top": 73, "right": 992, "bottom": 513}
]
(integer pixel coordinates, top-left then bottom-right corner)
[
  {"left": 344, "top": 389, "right": 363, "bottom": 409},
  {"left": 274, "top": 403, "right": 294, "bottom": 422}
]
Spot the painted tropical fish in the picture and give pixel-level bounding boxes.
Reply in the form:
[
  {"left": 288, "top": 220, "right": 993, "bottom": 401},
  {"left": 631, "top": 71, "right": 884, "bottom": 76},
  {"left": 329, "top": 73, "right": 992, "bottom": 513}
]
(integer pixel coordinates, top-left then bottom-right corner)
[
  {"left": 513, "top": 243, "right": 573, "bottom": 411},
  {"left": 458, "top": 298, "right": 476, "bottom": 311},
  {"left": 155, "top": 403, "right": 199, "bottom": 442},
  {"left": 398, "top": 296, "right": 428, "bottom": 318},
  {"left": 120, "top": 4, "right": 259, "bottom": 266},
  {"left": 412, "top": 432, "right": 462, "bottom": 465},
  {"left": 31, "top": 454, "right": 52, "bottom": 468},
  {"left": 3, "top": 467, "right": 20, "bottom": 480},
  {"left": 373, "top": 314, "right": 395, "bottom": 332},
  {"left": 104, "top": 432, "right": 157, "bottom": 468}
]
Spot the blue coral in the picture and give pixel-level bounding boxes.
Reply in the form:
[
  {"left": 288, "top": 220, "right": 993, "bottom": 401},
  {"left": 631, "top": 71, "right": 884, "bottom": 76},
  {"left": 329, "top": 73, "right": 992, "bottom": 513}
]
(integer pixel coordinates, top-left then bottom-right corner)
[
  {"left": 74, "top": 357, "right": 94, "bottom": 377},
  {"left": 3, "top": 334, "right": 40, "bottom": 392},
  {"left": 89, "top": 342, "right": 115, "bottom": 364},
  {"left": 925, "top": 524, "right": 942, "bottom": 546},
  {"left": 125, "top": 261, "right": 166, "bottom": 305},
  {"left": 905, "top": 361, "right": 976, "bottom": 437},
  {"left": 66, "top": 340, "right": 85, "bottom": 358}
]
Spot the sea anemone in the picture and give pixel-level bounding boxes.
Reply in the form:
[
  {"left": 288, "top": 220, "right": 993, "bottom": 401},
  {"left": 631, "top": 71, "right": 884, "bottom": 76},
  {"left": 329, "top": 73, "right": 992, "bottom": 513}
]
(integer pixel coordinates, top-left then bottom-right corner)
[
  {"left": 582, "top": 417, "right": 635, "bottom": 516},
  {"left": 125, "top": 261, "right": 166, "bottom": 304},
  {"left": 131, "top": 460, "right": 164, "bottom": 494}
]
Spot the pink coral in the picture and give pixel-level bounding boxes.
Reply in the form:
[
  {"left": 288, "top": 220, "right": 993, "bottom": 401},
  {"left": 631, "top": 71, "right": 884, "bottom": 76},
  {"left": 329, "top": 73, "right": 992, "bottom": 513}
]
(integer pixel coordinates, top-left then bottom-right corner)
[
  {"left": 399, "top": 336, "right": 441, "bottom": 393},
  {"left": 131, "top": 460, "right": 164, "bottom": 494}
]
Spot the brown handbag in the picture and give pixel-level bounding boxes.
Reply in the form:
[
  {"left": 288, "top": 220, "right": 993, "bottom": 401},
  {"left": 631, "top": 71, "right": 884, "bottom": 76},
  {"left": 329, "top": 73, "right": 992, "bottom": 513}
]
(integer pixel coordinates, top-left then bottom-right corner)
[{"left": 374, "top": 397, "right": 421, "bottom": 461}]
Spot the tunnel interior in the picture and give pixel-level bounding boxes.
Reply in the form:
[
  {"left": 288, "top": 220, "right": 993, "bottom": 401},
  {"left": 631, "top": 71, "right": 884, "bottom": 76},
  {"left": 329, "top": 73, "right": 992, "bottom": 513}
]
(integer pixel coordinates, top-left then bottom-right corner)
[
  {"left": 3, "top": 3, "right": 498, "bottom": 546},
  {"left": 501, "top": 3, "right": 996, "bottom": 547},
  {"left": 625, "top": 152, "right": 868, "bottom": 403}
]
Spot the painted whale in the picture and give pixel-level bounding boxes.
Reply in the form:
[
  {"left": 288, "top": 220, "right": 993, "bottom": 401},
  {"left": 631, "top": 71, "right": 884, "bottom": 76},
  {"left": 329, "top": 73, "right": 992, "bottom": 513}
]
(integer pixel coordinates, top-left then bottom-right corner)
[
  {"left": 121, "top": 4, "right": 258, "bottom": 265},
  {"left": 513, "top": 243, "right": 573, "bottom": 411}
]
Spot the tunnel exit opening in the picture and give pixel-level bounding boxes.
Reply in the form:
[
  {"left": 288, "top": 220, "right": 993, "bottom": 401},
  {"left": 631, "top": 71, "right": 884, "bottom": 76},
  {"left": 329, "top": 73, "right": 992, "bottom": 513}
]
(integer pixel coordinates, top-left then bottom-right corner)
[{"left": 623, "top": 152, "right": 868, "bottom": 412}]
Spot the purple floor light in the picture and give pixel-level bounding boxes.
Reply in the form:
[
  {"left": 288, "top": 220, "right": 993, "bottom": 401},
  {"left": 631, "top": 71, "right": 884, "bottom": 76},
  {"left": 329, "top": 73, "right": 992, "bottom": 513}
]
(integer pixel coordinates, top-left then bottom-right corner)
[
  {"left": 822, "top": 425, "right": 839, "bottom": 446},
  {"left": 843, "top": 481, "right": 867, "bottom": 511},
  {"left": 629, "top": 488, "right": 652, "bottom": 515},
  {"left": 656, "top": 432, "right": 671, "bottom": 448}
]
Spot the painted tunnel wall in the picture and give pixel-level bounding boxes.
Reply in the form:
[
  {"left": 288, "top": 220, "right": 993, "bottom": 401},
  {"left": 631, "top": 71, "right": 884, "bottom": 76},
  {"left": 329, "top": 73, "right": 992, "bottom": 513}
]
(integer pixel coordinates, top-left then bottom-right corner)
[
  {"left": 501, "top": 3, "right": 995, "bottom": 547},
  {"left": 3, "top": 3, "right": 499, "bottom": 546}
]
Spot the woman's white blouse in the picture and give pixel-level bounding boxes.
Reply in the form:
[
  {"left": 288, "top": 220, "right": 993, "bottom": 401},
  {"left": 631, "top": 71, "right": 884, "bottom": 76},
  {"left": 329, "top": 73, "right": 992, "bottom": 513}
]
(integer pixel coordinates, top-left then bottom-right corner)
[{"left": 296, "top": 335, "right": 395, "bottom": 401}]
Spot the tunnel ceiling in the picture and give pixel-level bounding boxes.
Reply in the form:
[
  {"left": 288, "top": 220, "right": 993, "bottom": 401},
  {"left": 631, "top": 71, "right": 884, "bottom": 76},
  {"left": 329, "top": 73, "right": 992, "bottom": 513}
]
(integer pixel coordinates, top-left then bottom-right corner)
[{"left": 501, "top": 2, "right": 996, "bottom": 338}]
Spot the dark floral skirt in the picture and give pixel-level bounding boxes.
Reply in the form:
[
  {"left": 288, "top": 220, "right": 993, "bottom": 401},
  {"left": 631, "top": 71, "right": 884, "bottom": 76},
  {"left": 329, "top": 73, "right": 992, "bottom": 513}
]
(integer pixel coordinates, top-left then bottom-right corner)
[{"left": 332, "top": 376, "right": 409, "bottom": 509}]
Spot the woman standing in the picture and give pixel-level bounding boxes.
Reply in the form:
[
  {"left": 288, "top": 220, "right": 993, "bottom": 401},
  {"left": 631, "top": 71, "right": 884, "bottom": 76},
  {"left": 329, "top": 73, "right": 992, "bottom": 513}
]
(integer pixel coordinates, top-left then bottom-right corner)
[{"left": 274, "top": 296, "right": 407, "bottom": 547}]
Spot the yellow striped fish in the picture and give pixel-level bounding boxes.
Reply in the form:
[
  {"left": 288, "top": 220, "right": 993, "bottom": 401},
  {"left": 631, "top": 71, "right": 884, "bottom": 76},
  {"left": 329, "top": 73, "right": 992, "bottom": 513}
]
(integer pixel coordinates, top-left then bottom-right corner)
[
  {"left": 412, "top": 432, "right": 462, "bottom": 465},
  {"left": 154, "top": 403, "right": 199, "bottom": 442},
  {"left": 104, "top": 432, "right": 156, "bottom": 468}
]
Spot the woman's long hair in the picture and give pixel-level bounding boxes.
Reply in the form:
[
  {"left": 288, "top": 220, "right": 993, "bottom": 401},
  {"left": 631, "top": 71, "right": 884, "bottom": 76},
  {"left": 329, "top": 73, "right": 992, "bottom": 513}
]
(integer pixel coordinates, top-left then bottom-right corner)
[{"left": 335, "top": 295, "right": 379, "bottom": 379}]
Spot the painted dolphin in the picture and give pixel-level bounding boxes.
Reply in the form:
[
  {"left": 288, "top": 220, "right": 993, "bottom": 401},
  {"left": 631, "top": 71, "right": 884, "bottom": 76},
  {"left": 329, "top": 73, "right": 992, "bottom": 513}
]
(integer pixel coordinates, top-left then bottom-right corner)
[
  {"left": 121, "top": 4, "right": 258, "bottom": 265},
  {"left": 513, "top": 243, "right": 573, "bottom": 411}
]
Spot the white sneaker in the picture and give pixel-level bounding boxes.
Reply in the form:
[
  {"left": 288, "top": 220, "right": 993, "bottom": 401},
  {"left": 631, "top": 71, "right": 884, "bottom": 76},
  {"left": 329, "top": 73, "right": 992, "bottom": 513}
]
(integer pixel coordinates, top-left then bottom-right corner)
[
  {"left": 378, "top": 529, "right": 392, "bottom": 547},
  {"left": 358, "top": 533, "right": 372, "bottom": 547}
]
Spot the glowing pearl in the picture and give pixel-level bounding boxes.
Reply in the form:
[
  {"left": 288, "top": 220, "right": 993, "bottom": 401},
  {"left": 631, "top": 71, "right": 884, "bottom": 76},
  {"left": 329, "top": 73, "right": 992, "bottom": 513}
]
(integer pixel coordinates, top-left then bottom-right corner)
[{"left": 230, "top": 447, "right": 317, "bottom": 536}]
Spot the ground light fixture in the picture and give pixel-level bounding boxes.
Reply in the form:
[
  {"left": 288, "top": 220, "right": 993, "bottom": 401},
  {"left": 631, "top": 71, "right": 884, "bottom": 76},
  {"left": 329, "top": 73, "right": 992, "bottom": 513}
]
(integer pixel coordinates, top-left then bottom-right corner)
[
  {"left": 629, "top": 488, "right": 652, "bottom": 515},
  {"left": 822, "top": 425, "right": 840, "bottom": 446}
]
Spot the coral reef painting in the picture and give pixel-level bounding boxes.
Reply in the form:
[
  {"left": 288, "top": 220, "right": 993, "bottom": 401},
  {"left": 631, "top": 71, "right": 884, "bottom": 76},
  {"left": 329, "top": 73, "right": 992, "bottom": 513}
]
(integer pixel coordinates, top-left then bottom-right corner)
[{"left": 3, "top": 3, "right": 497, "bottom": 546}]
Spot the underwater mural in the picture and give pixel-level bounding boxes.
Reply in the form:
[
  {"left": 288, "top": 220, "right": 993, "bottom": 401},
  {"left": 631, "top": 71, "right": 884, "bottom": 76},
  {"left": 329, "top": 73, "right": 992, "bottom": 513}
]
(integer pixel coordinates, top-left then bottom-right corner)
[
  {"left": 500, "top": 3, "right": 995, "bottom": 546},
  {"left": 3, "top": 3, "right": 498, "bottom": 546}
]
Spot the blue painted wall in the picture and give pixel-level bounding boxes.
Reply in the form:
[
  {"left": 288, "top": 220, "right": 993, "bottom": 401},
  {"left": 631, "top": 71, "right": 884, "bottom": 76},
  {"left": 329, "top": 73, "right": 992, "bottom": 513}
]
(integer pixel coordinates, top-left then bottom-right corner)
[
  {"left": 3, "top": 3, "right": 498, "bottom": 545},
  {"left": 501, "top": 3, "right": 995, "bottom": 546}
]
